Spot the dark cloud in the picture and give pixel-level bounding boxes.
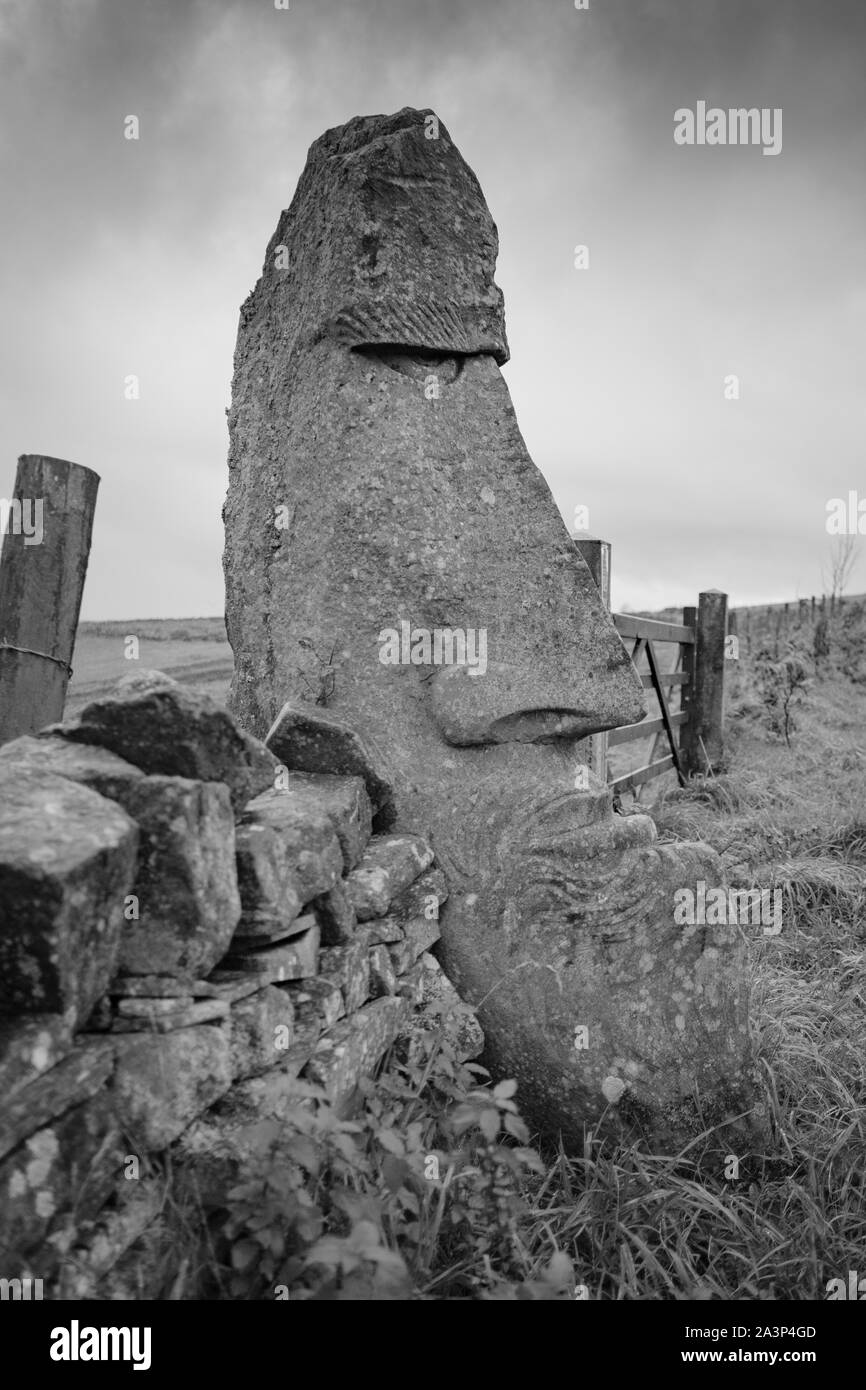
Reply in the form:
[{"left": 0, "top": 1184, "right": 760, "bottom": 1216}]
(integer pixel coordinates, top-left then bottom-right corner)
[{"left": 1, "top": 0, "right": 862, "bottom": 616}]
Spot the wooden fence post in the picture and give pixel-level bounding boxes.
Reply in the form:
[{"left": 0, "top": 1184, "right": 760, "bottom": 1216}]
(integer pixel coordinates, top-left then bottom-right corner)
[
  {"left": 682, "top": 589, "right": 727, "bottom": 777},
  {"left": 678, "top": 605, "right": 697, "bottom": 772},
  {"left": 0, "top": 455, "right": 99, "bottom": 744},
  {"left": 573, "top": 535, "right": 611, "bottom": 784}
]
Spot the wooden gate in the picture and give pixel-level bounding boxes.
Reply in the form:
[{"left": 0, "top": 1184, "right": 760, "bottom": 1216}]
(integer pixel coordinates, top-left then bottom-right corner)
[
  {"left": 573, "top": 536, "right": 729, "bottom": 798},
  {"left": 607, "top": 611, "right": 694, "bottom": 797}
]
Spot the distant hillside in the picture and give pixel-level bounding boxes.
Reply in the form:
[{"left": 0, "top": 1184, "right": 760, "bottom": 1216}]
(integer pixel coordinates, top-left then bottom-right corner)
[{"left": 77, "top": 617, "right": 227, "bottom": 642}]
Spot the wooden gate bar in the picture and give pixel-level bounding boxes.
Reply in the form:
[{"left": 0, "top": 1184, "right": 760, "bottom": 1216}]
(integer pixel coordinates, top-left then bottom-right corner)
[
  {"left": 611, "top": 754, "right": 675, "bottom": 795},
  {"left": 614, "top": 614, "right": 695, "bottom": 644},
  {"left": 608, "top": 710, "right": 689, "bottom": 746},
  {"left": 645, "top": 637, "right": 687, "bottom": 784}
]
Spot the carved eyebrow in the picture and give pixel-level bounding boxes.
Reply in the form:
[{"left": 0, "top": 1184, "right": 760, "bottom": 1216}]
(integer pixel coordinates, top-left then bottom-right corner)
[{"left": 327, "top": 300, "right": 507, "bottom": 364}]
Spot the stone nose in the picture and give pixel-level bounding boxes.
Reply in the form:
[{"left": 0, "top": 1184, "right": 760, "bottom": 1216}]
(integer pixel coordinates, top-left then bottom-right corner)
[{"left": 429, "top": 659, "right": 645, "bottom": 747}]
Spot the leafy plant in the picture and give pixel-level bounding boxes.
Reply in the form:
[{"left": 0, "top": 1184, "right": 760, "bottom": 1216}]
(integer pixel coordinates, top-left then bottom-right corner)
[
  {"left": 754, "top": 648, "right": 810, "bottom": 746},
  {"left": 219, "top": 1025, "right": 560, "bottom": 1300}
]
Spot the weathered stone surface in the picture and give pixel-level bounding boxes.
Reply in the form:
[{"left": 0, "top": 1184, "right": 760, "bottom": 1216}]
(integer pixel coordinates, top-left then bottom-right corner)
[
  {"left": 0, "top": 1015, "right": 73, "bottom": 1101},
  {"left": 0, "top": 1091, "right": 122, "bottom": 1271},
  {"left": 401, "top": 952, "right": 484, "bottom": 1061},
  {"left": 388, "top": 916, "right": 441, "bottom": 975},
  {"left": 277, "top": 770, "right": 372, "bottom": 872},
  {"left": 221, "top": 107, "right": 755, "bottom": 1145},
  {"left": 223, "top": 107, "right": 643, "bottom": 749},
  {"left": 0, "top": 769, "right": 138, "bottom": 1026},
  {"left": 46, "top": 674, "right": 277, "bottom": 813},
  {"left": 266, "top": 704, "right": 396, "bottom": 827},
  {"left": 223, "top": 919, "right": 320, "bottom": 983},
  {"left": 379, "top": 867, "right": 447, "bottom": 971},
  {"left": 345, "top": 834, "right": 434, "bottom": 920},
  {"left": 304, "top": 997, "right": 408, "bottom": 1102},
  {"left": 0, "top": 733, "right": 146, "bottom": 802},
  {"left": 391, "top": 866, "right": 449, "bottom": 919},
  {"left": 112, "top": 998, "right": 229, "bottom": 1033},
  {"left": 193, "top": 972, "right": 264, "bottom": 1005},
  {"left": 0, "top": 1040, "right": 115, "bottom": 1162},
  {"left": 55, "top": 1182, "right": 163, "bottom": 1298},
  {"left": 234, "top": 820, "right": 303, "bottom": 940},
  {"left": 111, "top": 975, "right": 205, "bottom": 998},
  {"left": 117, "top": 995, "right": 194, "bottom": 1015},
  {"left": 363, "top": 913, "right": 404, "bottom": 946},
  {"left": 83, "top": 994, "right": 114, "bottom": 1033},
  {"left": 0, "top": 739, "right": 243, "bottom": 984},
  {"left": 368, "top": 944, "right": 398, "bottom": 997},
  {"left": 463, "top": 818, "right": 755, "bottom": 1146},
  {"left": 310, "top": 878, "right": 358, "bottom": 946},
  {"left": 282, "top": 976, "right": 343, "bottom": 1029},
  {"left": 115, "top": 775, "right": 241, "bottom": 979},
  {"left": 176, "top": 1057, "right": 317, "bottom": 1206},
  {"left": 250, "top": 107, "right": 508, "bottom": 363},
  {"left": 229, "top": 917, "right": 312, "bottom": 948},
  {"left": 318, "top": 938, "right": 371, "bottom": 1013},
  {"left": 113, "top": 1024, "right": 232, "bottom": 1150},
  {"left": 395, "top": 961, "right": 426, "bottom": 1006},
  {"left": 115, "top": 668, "right": 181, "bottom": 697},
  {"left": 240, "top": 788, "right": 343, "bottom": 906},
  {"left": 229, "top": 984, "right": 295, "bottom": 1080},
  {"left": 276, "top": 1019, "right": 324, "bottom": 1083}
]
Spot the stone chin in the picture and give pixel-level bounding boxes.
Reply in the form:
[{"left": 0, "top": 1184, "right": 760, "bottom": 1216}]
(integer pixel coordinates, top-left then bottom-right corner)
[{"left": 428, "top": 774, "right": 744, "bottom": 1103}]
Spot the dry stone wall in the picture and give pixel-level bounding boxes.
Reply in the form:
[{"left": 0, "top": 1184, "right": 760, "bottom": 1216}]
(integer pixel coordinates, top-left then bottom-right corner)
[{"left": 0, "top": 671, "right": 480, "bottom": 1295}]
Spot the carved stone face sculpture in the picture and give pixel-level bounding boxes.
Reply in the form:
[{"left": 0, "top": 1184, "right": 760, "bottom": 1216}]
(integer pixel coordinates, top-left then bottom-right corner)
[{"left": 223, "top": 108, "right": 755, "bottom": 1146}]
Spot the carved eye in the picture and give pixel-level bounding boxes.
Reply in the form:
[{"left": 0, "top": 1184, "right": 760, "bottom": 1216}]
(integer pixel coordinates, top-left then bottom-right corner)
[{"left": 353, "top": 347, "right": 464, "bottom": 384}]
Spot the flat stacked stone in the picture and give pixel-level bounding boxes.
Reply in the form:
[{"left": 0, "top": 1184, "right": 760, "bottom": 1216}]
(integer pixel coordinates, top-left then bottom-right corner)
[
  {"left": 0, "top": 716, "right": 243, "bottom": 986},
  {"left": 0, "top": 767, "right": 138, "bottom": 1028},
  {"left": 43, "top": 671, "right": 278, "bottom": 814},
  {"left": 113, "top": 1025, "right": 233, "bottom": 1151},
  {"left": 345, "top": 834, "right": 435, "bottom": 920},
  {"left": 266, "top": 703, "right": 396, "bottom": 829}
]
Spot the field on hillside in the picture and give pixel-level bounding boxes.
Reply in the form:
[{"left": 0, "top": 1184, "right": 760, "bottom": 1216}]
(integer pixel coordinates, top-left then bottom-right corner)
[{"left": 67, "top": 618, "right": 233, "bottom": 716}]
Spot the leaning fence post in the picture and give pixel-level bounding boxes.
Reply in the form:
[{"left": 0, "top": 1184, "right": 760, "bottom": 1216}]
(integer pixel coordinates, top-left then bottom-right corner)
[
  {"left": 683, "top": 589, "right": 727, "bottom": 777},
  {"left": 573, "top": 534, "right": 611, "bottom": 784},
  {"left": 0, "top": 455, "right": 99, "bottom": 744}
]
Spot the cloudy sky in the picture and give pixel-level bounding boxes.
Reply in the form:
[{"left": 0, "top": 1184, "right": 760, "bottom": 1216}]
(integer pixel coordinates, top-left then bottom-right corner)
[{"left": 0, "top": 0, "right": 863, "bottom": 618}]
